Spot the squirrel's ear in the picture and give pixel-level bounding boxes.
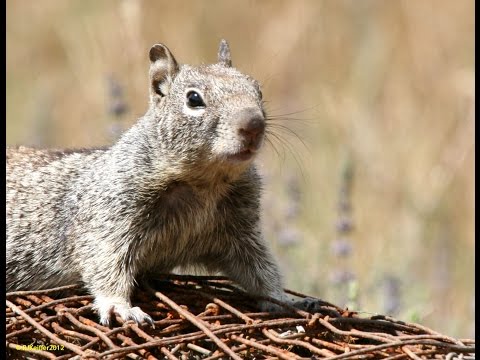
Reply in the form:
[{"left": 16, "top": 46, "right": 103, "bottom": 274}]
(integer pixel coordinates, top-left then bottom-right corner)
[
  {"left": 149, "top": 44, "right": 179, "bottom": 97},
  {"left": 218, "top": 39, "right": 232, "bottom": 67}
]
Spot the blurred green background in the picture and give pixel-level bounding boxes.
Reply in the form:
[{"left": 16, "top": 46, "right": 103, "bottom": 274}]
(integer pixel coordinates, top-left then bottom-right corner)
[{"left": 6, "top": 0, "right": 474, "bottom": 338}]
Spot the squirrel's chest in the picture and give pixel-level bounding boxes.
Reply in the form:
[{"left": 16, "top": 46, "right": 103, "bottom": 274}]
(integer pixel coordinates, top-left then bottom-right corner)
[
  {"left": 136, "top": 183, "right": 224, "bottom": 268},
  {"left": 141, "top": 182, "right": 221, "bottom": 240}
]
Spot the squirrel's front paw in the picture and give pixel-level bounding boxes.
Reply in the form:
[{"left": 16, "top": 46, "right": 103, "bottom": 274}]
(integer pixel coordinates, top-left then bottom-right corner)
[
  {"left": 259, "top": 299, "right": 286, "bottom": 313},
  {"left": 258, "top": 292, "right": 296, "bottom": 313},
  {"left": 94, "top": 296, "right": 154, "bottom": 327},
  {"left": 292, "top": 297, "right": 323, "bottom": 313},
  {"left": 259, "top": 296, "right": 324, "bottom": 314}
]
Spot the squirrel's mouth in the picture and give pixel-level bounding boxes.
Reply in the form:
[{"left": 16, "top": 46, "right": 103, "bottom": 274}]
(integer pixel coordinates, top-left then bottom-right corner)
[
  {"left": 218, "top": 136, "right": 264, "bottom": 163},
  {"left": 226, "top": 149, "right": 256, "bottom": 162}
]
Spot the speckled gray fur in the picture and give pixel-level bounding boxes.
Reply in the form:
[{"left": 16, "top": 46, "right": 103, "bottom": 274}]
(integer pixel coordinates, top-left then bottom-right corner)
[{"left": 6, "top": 40, "right": 295, "bottom": 325}]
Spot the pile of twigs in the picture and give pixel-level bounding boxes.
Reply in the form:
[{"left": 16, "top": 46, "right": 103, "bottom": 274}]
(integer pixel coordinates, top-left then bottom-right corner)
[{"left": 6, "top": 275, "right": 475, "bottom": 359}]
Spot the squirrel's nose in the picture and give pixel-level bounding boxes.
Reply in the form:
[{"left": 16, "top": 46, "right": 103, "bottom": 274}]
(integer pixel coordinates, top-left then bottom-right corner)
[{"left": 236, "top": 108, "right": 265, "bottom": 150}]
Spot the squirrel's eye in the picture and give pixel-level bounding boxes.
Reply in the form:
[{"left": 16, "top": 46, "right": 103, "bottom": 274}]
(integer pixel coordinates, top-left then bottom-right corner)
[{"left": 186, "top": 91, "right": 205, "bottom": 108}]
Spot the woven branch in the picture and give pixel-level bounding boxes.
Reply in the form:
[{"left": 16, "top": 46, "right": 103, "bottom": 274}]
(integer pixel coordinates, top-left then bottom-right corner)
[{"left": 6, "top": 275, "right": 475, "bottom": 359}]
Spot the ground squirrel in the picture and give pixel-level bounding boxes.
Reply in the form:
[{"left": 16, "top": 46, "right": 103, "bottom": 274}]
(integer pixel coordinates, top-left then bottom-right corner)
[{"left": 7, "top": 40, "right": 313, "bottom": 325}]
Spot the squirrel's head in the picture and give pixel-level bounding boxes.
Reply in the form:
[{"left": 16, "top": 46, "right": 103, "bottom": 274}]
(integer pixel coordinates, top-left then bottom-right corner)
[{"left": 147, "top": 40, "right": 266, "bottom": 168}]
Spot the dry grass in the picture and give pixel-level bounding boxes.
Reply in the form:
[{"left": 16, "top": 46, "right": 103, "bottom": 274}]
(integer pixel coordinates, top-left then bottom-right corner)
[{"left": 6, "top": 0, "right": 474, "bottom": 339}]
